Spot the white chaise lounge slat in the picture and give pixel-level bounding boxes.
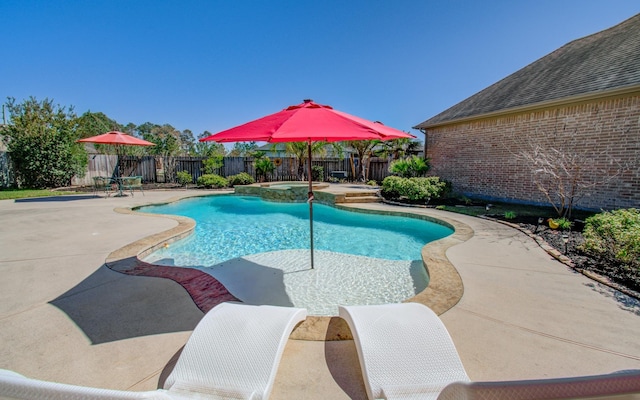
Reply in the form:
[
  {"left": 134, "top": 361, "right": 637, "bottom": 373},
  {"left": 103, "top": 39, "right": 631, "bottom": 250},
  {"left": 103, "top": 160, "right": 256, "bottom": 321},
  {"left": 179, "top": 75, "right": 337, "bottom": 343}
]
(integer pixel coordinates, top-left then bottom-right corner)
[
  {"left": 163, "top": 302, "right": 307, "bottom": 399},
  {"left": 438, "top": 371, "right": 640, "bottom": 400},
  {"left": 0, "top": 369, "right": 171, "bottom": 400},
  {"left": 0, "top": 302, "right": 307, "bottom": 400},
  {"left": 339, "top": 303, "right": 470, "bottom": 400}
]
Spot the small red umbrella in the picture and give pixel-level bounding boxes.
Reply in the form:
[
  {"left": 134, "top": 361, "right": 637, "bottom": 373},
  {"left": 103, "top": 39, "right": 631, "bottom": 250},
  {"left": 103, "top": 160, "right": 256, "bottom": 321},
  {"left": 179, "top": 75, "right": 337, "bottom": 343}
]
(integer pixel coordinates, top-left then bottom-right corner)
[
  {"left": 77, "top": 131, "right": 156, "bottom": 146},
  {"left": 77, "top": 131, "right": 155, "bottom": 177},
  {"left": 201, "top": 99, "right": 415, "bottom": 268}
]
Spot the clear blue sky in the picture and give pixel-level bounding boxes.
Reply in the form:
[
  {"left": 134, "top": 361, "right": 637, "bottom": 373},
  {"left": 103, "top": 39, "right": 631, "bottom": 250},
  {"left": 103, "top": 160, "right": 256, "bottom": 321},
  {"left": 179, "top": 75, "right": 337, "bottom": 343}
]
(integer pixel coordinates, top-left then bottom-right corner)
[{"left": 2, "top": 1, "right": 639, "bottom": 141}]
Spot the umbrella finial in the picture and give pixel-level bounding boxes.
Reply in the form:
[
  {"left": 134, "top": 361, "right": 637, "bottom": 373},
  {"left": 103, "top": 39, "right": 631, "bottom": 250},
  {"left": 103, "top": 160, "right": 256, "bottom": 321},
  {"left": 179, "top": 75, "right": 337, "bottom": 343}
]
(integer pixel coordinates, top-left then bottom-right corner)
[{"left": 303, "top": 99, "right": 313, "bottom": 103}]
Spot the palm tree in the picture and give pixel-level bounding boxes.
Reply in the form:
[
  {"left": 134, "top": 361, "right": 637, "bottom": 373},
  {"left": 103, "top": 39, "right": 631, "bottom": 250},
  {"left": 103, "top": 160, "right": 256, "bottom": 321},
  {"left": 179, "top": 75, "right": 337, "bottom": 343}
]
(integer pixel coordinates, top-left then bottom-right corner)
[
  {"left": 284, "top": 142, "right": 327, "bottom": 181},
  {"left": 345, "top": 140, "right": 380, "bottom": 181},
  {"left": 253, "top": 152, "right": 275, "bottom": 182}
]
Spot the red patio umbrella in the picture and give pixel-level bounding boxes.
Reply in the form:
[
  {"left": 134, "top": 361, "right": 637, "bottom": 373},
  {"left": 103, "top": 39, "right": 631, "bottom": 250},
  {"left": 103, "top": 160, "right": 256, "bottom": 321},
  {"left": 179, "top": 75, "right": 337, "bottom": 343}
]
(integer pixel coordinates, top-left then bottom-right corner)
[
  {"left": 201, "top": 99, "right": 415, "bottom": 268},
  {"left": 77, "top": 131, "right": 155, "bottom": 177}
]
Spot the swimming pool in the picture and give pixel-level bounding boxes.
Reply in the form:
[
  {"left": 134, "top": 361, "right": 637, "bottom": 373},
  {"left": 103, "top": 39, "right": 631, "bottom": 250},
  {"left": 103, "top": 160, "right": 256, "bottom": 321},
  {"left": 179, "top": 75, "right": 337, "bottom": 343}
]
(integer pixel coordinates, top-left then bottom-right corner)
[
  {"left": 141, "top": 195, "right": 453, "bottom": 267},
  {"left": 139, "top": 194, "right": 453, "bottom": 315}
]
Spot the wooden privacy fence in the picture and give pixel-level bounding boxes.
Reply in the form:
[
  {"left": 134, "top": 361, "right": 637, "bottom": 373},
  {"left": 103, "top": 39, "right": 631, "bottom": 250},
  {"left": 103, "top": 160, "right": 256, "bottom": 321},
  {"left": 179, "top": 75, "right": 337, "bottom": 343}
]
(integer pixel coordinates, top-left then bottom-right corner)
[{"left": 0, "top": 153, "right": 393, "bottom": 187}]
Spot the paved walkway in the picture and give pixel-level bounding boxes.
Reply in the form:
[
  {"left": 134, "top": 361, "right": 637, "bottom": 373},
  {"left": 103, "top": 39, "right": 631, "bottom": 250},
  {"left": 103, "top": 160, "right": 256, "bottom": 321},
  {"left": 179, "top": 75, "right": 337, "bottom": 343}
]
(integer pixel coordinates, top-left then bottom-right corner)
[{"left": 0, "top": 189, "right": 639, "bottom": 399}]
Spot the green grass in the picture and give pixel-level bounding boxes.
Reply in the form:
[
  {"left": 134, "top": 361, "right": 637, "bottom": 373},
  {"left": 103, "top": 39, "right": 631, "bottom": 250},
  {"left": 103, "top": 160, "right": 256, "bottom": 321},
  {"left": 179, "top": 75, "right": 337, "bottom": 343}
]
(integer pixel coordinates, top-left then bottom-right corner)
[{"left": 0, "top": 189, "right": 78, "bottom": 200}]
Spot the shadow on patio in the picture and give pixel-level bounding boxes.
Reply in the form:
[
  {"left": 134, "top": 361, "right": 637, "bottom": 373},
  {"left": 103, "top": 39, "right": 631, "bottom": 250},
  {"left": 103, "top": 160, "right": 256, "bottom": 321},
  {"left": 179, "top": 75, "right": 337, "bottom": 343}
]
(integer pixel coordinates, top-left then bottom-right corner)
[{"left": 49, "top": 265, "right": 203, "bottom": 344}]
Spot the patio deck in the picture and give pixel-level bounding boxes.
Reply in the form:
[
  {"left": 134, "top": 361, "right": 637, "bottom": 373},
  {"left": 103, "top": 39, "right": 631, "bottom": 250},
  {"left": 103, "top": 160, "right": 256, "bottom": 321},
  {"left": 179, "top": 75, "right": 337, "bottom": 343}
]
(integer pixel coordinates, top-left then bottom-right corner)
[{"left": 0, "top": 187, "right": 638, "bottom": 399}]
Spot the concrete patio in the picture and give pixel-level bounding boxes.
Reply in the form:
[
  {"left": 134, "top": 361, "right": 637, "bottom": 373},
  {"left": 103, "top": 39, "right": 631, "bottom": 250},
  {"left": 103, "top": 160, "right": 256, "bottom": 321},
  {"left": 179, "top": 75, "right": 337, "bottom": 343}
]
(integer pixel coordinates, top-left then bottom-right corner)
[{"left": 0, "top": 188, "right": 638, "bottom": 399}]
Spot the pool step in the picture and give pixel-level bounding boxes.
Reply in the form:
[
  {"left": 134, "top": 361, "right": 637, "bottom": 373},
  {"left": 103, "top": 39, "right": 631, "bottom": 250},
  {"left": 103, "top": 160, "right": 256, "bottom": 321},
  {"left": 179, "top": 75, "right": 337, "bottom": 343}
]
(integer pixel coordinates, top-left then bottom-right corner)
[{"left": 341, "top": 192, "right": 381, "bottom": 203}]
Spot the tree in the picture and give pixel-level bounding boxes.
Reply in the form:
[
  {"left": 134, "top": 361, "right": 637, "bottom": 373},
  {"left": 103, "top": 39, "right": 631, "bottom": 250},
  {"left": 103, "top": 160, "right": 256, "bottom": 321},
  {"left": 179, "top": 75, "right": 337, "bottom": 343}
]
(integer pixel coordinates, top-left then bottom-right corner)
[
  {"left": 203, "top": 154, "right": 224, "bottom": 174},
  {"left": 122, "top": 122, "right": 137, "bottom": 135},
  {"left": 135, "top": 122, "right": 157, "bottom": 138},
  {"left": 284, "top": 141, "right": 327, "bottom": 181},
  {"left": 75, "top": 111, "right": 121, "bottom": 139},
  {"left": 105, "top": 121, "right": 157, "bottom": 157},
  {"left": 179, "top": 129, "right": 196, "bottom": 155},
  {"left": 143, "top": 124, "right": 181, "bottom": 156},
  {"left": 195, "top": 131, "right": 226, "bottom": 157},
  {"left": 345, "top": 140, "right": 379, "bottom": 181},
  {"left": 228, "top": 142, "right": 258, "bottom": 157},
  {"left": 1, "top": 97, "right": 87, "bottom": 188},
  {"left": 376, "top": 138, "right": 423, "bottom": 160}
]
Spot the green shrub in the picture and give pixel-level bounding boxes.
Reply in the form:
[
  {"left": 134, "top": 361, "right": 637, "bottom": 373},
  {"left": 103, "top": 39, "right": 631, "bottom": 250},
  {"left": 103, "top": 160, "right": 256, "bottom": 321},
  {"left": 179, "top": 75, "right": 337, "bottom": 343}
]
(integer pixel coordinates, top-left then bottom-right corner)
[
  {"left": 311, "top": 165, "right": 324, "bottom": 181},
  {"left": 203, "top": 155, "right": 224, "bottom": 174},
  {"left": 197, "top": 174, "right": 228, "bottom": 189},
  {"left": 555, "top": 217, "right": 573, "bottom": 230},
  {"left": 381, "top": 176, "right": 449, "bottom": 202},
  {"left": 227, "top": 172, "right": 255, "bottom": 186},
  {"left": 504, "top": 211, "right": 517, "bottom": 220},
  {"left": 254, "top": 157, "right": 275, "bottom": 181},
  {"left": 388, "top": 156, "right": 430, "bottom": 178},
  {"left": 580, "top": 208, "right": 640, "bottom": 270},
  {"left": 176, "top": 170, "right": 193, "bottom": 186},
  {"left": 381, "top": 176, "right": 404, "bottom": 199},
  {"left": 4, "top": 97, "right": 87, "bottom": 188},
  {"left": 366, "top": 180, "right": 378, "bottom": 186}
]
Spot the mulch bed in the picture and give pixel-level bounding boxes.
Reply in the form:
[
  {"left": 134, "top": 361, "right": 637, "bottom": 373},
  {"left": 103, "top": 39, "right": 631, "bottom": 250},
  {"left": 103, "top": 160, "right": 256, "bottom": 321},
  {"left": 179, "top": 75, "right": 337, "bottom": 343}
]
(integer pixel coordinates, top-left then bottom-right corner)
[{"left": 488, "top": 214, "right": 640, "bottom": 299}]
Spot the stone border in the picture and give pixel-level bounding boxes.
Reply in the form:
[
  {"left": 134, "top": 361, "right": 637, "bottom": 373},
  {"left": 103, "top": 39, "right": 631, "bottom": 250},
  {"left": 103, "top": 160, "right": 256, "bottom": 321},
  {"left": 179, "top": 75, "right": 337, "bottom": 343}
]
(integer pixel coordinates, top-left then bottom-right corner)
[
  {"left": 103, "top": 192, "right": 473, "bottom": 341},
  {"left": 480, "top": 216, "right": 640, "bottom": 301},
  {"left": 235, "top": 181, "right": 332, "bottom": 203}
]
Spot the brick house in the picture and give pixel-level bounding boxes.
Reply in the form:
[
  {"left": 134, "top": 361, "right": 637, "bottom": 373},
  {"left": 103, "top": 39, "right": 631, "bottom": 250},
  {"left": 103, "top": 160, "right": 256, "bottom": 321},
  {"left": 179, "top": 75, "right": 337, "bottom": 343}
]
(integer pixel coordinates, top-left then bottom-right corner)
[{"left": 414, "top": 14, "right": 640, "bottom": 211}]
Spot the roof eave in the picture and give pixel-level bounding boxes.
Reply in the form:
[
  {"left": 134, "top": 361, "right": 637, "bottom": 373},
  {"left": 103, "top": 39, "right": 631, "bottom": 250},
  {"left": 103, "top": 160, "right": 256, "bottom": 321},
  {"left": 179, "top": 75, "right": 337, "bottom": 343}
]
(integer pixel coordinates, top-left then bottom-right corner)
[{"left": 413, "top": 84, "right": 640, "bottom": 130}]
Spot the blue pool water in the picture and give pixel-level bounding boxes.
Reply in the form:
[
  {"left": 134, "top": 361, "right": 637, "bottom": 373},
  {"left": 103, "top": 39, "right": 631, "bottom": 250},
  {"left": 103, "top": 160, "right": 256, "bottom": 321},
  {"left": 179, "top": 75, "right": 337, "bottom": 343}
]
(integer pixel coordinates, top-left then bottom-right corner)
[{"left": 140, "top": 195, "right": 453, "bottom": 267}]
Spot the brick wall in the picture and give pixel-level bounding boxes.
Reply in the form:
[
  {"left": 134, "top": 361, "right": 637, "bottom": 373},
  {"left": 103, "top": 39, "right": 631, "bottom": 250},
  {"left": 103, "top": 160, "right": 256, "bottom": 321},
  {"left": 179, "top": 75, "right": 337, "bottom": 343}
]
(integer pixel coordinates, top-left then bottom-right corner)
[{"left": 424, "top": 93, "right": 640, "bottom": 210}]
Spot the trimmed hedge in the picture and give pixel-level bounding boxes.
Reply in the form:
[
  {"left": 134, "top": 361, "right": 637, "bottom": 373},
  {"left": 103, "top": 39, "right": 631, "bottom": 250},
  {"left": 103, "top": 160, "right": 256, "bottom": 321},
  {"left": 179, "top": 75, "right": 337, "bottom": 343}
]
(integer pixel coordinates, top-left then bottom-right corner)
[
  {"left": 227, "top": 172, "right": 255, "bottom": 186},
  {"left": 197, "top": 174, "right": 228, "bottom": 189},
  {"left": 381, "top": 176, "right": 449, "bottom": 202},
  {"left": 176, "top": 170, "right": 193, "bottom": 186}
]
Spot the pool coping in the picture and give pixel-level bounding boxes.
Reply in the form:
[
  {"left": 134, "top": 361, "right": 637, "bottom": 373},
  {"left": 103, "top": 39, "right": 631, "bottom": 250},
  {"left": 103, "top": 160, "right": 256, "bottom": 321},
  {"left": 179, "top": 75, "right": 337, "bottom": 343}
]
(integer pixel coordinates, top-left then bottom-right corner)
[{"left": 104, "top": 192, "right": 473, "bottom": 341}]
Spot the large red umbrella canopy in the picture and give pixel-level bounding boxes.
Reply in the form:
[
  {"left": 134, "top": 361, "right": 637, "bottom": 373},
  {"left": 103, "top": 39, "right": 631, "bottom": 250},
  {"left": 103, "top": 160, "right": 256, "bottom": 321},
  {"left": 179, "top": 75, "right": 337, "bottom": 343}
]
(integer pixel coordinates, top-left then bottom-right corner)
[
  {"left": 77, "top": 131, "right": 156, "bottom": 146},
  {"left": 200, "top": 99, "right": 415, "bottom": 268},
  {"left": 200, "top": 99, "right": 414, "bottom": 143}
]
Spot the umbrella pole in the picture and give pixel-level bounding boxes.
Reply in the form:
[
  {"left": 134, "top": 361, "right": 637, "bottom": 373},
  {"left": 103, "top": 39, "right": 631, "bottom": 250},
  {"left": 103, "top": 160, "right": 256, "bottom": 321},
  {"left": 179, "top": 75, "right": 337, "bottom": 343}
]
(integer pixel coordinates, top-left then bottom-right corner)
[
  {"left": 116, "top": 145, "right": 123, "bottom": 178},
  {"left": 307, "top": 140, "right": 314, "bottom": 269}
]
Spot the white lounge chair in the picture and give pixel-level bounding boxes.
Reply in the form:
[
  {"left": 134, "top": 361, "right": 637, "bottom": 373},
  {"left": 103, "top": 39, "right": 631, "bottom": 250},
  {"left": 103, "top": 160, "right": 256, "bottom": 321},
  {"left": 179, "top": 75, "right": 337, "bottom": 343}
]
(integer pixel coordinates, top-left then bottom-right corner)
[
  {"left": 339, "top": 303, "right": 640, "bottom": 400},
  {"left": 339, "top": 303, "right": 470, "bottom": 400},
  {"left": 0, "top": 302, "right": 307, "bottom": 400},
  {"left": 438, "top": 371, "right": 640, "bottom": 400}
]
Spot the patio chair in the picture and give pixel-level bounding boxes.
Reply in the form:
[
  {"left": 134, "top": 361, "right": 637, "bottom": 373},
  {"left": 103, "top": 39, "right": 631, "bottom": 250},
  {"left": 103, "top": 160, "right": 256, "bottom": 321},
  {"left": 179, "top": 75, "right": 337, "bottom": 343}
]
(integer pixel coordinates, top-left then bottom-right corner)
[
  {"left": 338, "top": 303, "right": 470, "bottom": 400},
  {"left": 120, "top": 176, "right": 144, "bottom": 196},
  {"left": 0, "top": 302, "right": 307, "bottom": 400},
  {"left": 339, "top": 303, "right": 640, "bottom": 400},
  {"left": 92, "top": 176, "right": 114, "bottom": 197}
]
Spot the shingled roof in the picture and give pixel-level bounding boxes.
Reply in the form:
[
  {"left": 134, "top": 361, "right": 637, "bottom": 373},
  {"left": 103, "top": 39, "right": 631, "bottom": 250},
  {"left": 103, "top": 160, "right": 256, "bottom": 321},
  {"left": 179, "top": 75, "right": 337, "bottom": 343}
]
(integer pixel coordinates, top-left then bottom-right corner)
[{"left": 414, "top": 13, "right": 640, "bottom": 129}]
